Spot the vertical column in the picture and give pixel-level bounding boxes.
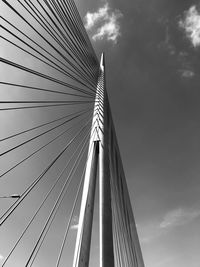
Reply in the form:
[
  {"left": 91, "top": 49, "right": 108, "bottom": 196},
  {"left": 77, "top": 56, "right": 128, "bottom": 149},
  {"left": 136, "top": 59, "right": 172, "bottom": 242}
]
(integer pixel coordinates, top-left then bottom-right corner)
[
  {"left": 72, "top": 54, "right": 103, "bottom": 267},
  {"left": 73, "top": 53, "right": 115, "bottom": 267},
  {"left": 73, "top": 141, "right": 99, "bottom": 267},
  {"left": 99, "top": 54, "right": 115, "bottom": 267}
]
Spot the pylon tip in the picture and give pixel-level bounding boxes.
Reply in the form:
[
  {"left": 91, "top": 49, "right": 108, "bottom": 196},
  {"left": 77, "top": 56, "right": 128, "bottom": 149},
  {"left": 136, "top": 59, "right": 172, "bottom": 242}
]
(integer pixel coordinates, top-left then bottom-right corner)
[{"left": 100, "top": 53, "right": 105, "bottom": 71}]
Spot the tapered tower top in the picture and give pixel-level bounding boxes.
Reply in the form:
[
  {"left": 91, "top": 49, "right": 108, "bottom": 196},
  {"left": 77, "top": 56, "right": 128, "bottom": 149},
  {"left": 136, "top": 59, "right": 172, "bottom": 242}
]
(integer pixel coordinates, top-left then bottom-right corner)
[{"left": 100, "top": 53, "right": 105, "bottom": 71}]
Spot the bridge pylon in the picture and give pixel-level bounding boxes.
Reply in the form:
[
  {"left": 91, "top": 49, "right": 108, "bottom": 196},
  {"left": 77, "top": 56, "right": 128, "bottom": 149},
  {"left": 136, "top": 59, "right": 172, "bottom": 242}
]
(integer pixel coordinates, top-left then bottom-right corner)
[{"left": 72, "top": 53, "right": 115, "bottom": 267}]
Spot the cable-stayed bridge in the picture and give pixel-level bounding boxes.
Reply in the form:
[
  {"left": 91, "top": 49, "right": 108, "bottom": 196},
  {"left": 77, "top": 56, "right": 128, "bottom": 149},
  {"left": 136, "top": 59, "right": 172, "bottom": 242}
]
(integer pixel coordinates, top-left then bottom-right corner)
[{"left": 0, "top": 1, "right": 145, "bottom": 266}]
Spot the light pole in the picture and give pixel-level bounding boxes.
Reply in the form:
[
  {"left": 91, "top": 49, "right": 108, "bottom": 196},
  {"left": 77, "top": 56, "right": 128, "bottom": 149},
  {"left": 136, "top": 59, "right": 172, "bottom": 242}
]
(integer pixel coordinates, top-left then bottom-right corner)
[{"left": 0, "top": 194, "right": 20, "bottom": 199}]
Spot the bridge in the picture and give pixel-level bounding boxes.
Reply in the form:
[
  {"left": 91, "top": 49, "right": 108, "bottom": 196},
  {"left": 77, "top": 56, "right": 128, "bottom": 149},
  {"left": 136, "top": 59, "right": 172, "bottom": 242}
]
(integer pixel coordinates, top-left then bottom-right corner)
[{"left": 0, "top": 1, "right": 145, "bottom": 266}]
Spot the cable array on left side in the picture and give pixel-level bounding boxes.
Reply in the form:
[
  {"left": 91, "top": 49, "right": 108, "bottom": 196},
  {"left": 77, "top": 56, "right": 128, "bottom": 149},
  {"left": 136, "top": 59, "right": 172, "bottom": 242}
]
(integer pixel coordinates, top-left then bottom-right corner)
[{"left": 0, "top": 0, "right": 99, "bottom": 266}]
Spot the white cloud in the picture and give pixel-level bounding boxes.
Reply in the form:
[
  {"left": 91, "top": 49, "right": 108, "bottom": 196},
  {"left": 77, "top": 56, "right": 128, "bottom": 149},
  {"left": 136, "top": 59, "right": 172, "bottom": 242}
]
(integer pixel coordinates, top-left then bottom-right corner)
[
  {"left": 0, "top": 254, "right": 4, "bottom": 261},
  {"left": 92, "top": 13, "right": 122, "bottom": 43},
  {"left": 85, "top": 4, "right": 109, "bottom": 30},
  {"left": 70, "top": 215, "right": 79, "bottom": 230},
  {"left": 70, "top": 223, "right": 79, "bottom": 230},
  {"left": 177, "top": 51, "right": 195, "bottom": 79},
  {"left": 160, "top": 208, "right": 200, "bottom": 229},
  {"left": 180, "top": 69, "right": 195, "bottom": 78},
  {"left": 179, "top": 5, "right": 200, "bottom": 47},
  {"left": 84, "top": 3, "right": 123, "bottom": 44},
  {"left": 139, "top": 207, "right": 200, "bottom": 244},
  {"left": 140, "top": 225, "right": 162, "bottom": 244}
]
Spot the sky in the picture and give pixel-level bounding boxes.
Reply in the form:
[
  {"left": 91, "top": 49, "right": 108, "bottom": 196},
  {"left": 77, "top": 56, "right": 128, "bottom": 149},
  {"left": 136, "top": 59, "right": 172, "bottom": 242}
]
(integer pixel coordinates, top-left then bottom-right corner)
[{"left": 0, "top": 0, "right": 200, "bottom": 267}]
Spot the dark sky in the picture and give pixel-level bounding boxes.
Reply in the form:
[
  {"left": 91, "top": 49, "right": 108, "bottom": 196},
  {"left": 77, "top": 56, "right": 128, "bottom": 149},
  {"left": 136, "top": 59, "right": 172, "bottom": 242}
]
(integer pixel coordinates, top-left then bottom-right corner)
[
  {"left": 77, "top": 0, "right": 200, "bottom": 266},
  {"left": 0, "top": 0, "right": 200, "bottom": 266}
]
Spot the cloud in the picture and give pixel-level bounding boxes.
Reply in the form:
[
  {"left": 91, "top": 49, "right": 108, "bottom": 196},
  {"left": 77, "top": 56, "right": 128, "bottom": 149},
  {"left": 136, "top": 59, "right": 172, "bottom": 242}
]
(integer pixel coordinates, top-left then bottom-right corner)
[
  {"left": 157, "top": 20, "right": 195, "bottom": 79},
  {"left": 85, "top": 4, "right": 109, "bottom": 30},
  {"left": 0, "top": 254, "right": 4, "bottom": 261},
  {"left": 177, "top": 51, "right": 195, "bottom": 79},
  {"left": 84, "top": 3, "right": 123, "bottom": 44},
  {"left": 179, "top": 5, "right": 200, "bottom": 47},
  {"left": 139, "top": 207, "right": 200, "bottom": 244},
  {"left": 179, "top": 69, "right": 195, "bottom": 78},
  {"left": 70, "top": 223, "right": 79, "bottom": 230},
  {"left": 70, "top": 215, "right": 79, "bottom": 230},
  {"left": 160, "top": 208, "right": 200, "bottom": 229},
  {"left": 139, "top": 223, "right": 162, "bottom": 244}
]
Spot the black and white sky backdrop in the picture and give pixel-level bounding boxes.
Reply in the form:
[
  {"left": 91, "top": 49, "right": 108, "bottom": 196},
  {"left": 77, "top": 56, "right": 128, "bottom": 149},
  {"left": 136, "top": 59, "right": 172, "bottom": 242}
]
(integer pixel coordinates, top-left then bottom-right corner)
[{"left": 1, "top": 0, "right": 200, "bottom": 267}]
